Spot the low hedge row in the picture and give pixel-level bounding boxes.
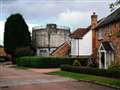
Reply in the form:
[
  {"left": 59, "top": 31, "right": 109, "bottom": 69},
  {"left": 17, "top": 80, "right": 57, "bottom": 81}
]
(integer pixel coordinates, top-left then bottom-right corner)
[
  {"left": 0, "top": 58, "right": 5, "bottom": 62},
  {"left": 16, "top": 56, "right": 74, "bottom": 68},
  {"left": 61, "top": 65, "right": 120, "bottom": 78},
  {"left": 0, "top": 56, "right": 6, "bottom": 62}
]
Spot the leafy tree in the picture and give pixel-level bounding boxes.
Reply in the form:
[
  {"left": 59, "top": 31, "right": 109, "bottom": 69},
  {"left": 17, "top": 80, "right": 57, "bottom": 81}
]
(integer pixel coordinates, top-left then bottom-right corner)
[
  {"left": 4, "top": 13, "right": 31, "bottom": 63},
  {"left": 110, "top": 0, "right": 120, "bottom": 11}
]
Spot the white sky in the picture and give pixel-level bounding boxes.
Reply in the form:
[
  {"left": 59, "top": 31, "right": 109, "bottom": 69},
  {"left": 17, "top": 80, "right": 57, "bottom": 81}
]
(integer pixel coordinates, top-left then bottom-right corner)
[{"left": 0, "top": 0, "right": 115, "bottom": 45}]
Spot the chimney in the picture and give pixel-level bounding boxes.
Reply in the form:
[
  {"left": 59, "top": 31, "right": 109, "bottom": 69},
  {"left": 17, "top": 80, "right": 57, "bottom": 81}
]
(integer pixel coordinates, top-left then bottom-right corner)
[{"left": 91, "top": 12, "right": 97, "bottom": 29}]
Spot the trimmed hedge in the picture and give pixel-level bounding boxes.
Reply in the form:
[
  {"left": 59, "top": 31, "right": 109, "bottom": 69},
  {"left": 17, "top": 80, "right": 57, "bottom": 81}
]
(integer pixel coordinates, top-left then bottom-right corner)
[
  {"left": 61, "top": 65, "right": 120, "bottom": 78},
  {"left": 16, "top": 56, "right": 74, "bottom": 68},
  {"left": 0, "top": 56, "right": 6, "bottom": 62},
  {"left": 108, "top": 65, "right": 120, "bottom": 70},
  {"left": 0, "top": 58, "right": 5, "bottom": 62}
]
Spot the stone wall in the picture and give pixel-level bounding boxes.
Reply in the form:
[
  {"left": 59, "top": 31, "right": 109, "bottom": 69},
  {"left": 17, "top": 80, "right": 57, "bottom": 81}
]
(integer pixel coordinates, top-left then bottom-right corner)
[{"left": 32, "top": 24, "right": 70, "bottom": 56}]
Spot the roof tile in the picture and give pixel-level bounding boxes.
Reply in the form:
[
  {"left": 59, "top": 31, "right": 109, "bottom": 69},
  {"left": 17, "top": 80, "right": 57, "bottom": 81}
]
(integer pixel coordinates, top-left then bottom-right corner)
[{"left": 70, "top": 27, "right": 90, "bottom": 39}]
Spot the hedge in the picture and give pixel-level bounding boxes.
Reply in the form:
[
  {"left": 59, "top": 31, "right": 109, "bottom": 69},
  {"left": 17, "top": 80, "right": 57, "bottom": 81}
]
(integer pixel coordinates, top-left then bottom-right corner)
[
  {"left": 0, "top": 56, "right": 6, "bottom": 62},
  {"left": 61, "top": 65, "right": 120, "bottom": 78},
  {"left": 16, "top": 56, "right": 74, "bottom": 68}
]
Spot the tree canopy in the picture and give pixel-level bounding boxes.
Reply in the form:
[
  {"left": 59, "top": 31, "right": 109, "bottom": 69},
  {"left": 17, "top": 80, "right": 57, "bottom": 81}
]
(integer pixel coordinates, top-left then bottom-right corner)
[{"left": 4, "top": 13, "right": 31, "bottom": 56}]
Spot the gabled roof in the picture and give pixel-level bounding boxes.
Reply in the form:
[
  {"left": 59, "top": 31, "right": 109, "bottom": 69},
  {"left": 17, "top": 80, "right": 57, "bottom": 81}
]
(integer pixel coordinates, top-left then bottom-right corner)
[
  {"left": 100, "top": 41, "right": 114, "bottom": 51},
  {"left": 50, "top": 41, "right": 70, "bottom": 57},
  {"left": 96, "top": 7, "right": 120, "bottom": 28},
  {"left": 70, "top": 26, "right": 91, "bottom": 39}
]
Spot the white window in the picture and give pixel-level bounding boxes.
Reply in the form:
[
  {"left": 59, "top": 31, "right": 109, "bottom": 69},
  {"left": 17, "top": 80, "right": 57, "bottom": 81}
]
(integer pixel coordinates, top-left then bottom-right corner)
[
  {"left": 98, "top": 28, "right": 104, "bottom": 40},
  {"left": 39, "top": 50, "right": 47, "bottom": 53}
]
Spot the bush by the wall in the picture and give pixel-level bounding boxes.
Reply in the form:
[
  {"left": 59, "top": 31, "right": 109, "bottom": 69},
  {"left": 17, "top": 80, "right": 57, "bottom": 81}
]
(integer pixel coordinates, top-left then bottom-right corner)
[
  {"left": 0, "top": 56, "right": 8, "bottom": 62},
  {"left": 16, "top": 56, "right": 74, "bottom": 68},
  {"left": 75, "top": 58, "right": 89, "bottom": 66},
  {"left": 108, "top": 64, "right": 120, "bottom": 70},
  {"left": 61, "top": 65, "right": 120, "bottom": 78}
]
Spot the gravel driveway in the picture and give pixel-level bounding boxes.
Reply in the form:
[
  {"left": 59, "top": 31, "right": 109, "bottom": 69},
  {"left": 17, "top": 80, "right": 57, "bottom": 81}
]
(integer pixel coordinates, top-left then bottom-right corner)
[{"left": 0, "top": 64, "right": 117, "bottom": 90}]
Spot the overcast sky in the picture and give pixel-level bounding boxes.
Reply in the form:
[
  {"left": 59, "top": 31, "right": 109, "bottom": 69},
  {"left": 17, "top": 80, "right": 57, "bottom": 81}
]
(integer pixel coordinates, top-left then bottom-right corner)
[{"left": 0, "top": 0, "right": 115, "bottom": 45}]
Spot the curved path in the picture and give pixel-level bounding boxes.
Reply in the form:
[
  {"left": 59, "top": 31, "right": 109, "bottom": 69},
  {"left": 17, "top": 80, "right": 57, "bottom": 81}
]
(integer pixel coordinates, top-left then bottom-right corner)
[{"left": 0, "top": 64, "right": 117, "bottom": 90}]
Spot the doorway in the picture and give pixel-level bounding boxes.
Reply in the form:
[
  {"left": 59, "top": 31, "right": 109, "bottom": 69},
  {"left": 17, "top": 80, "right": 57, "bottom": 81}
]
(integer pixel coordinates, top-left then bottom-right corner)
[{"left": 101, "top": 52, "right": 105, "bottom": 68}]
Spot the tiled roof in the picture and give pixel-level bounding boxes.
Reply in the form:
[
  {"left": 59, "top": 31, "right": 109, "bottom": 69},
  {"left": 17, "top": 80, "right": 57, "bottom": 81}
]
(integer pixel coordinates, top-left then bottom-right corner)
[
  {"left": 70, "top": 27, "right": 90, "bottom": 39},
  {"left": 101, "top": 41, "right": 114, "bottom": 51},
  {"left": 50, "top": 41, "right": 70, "bottom": 57},
  {"left": 96, "top": 7, "right": 120, "bottom": 28}
]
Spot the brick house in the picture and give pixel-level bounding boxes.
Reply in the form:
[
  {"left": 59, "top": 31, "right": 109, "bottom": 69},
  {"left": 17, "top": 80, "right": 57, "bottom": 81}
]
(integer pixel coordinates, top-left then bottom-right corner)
[{"left": 95, "top": 8, "right": 120, "bottom": 69}]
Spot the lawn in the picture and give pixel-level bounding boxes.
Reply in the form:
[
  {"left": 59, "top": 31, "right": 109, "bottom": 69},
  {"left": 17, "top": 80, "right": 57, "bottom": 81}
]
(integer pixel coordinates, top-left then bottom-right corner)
[{"left": 49, "top": 71, "right": 120, "bottom": 88}]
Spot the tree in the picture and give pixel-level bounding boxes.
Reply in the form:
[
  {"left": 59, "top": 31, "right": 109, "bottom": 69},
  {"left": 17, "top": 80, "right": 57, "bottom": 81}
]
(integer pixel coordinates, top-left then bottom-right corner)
[
  {"left": 4, "top": 13, "right": 31, "bottom": 63},
  {"left": 110, "top": 0, "right": 120, "bottom": 11}
]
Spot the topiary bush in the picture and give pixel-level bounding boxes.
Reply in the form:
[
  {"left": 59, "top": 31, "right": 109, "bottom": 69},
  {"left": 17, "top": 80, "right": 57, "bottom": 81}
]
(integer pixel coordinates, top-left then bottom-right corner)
[
  {"left": 16, "top": 56, "right": 74, "bottom": 68},
  {"left": 61, "top": 65, "right": 120, "bottom": 78}
]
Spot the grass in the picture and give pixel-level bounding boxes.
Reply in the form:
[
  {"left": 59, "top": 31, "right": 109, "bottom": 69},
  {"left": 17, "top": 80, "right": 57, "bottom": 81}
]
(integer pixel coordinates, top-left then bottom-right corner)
[{"left": 49, "top": 71, "right": 120, "bottom": 88}]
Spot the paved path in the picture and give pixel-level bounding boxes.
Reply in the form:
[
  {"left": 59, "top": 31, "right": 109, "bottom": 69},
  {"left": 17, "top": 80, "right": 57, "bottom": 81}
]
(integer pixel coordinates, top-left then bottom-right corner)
[
  {"left": 0, "top": 64, "right": 117, "bottom": 90},
  {"left": 30, "top": 68, "right": 60, "bottom": 74}
]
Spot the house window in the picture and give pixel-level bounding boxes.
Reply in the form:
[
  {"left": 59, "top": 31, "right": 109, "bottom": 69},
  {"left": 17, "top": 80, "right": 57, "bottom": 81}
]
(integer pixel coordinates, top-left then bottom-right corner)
[
  {"left": 39, "top": 50, "right": 47, "bottom": 53},
  {"left": 108, "top": 25, "right": 112, "bottom": 38},
  {"left": 98, "top": 28, "right": 104, "bottom": 40}
]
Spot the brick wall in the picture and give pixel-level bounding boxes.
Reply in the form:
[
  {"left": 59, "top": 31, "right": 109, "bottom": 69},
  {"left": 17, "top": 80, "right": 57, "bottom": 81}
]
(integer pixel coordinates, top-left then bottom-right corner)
[
  {"left": 51, "top": 41, "right": 70, "bottom": 57},
  {"left": 91, "top": 12, "right": 98, "bottom": 57},
  {"left": 96, "top": 21, "right": 120, "bottom": 64}
]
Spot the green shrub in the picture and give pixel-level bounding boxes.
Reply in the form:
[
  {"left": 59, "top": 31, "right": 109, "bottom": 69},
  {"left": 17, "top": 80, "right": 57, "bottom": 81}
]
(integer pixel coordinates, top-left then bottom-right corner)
[
  {"left": 73, "top": 60, "right": 81, "bottom": 67},
  {"left": 76, "top": 58, "right": 89, "bottom": 66},
  {"left": 0, "top": 58, "right": 5, "bottom": 62},
  {"left": 108, "top": 65, "right": 120, "bottom": 70},
  {"left": 16, "top": 56, "right": 74, "bottom": 68},
  {"left": 0, "top": 56, "right": 6, "bottom": 62},
  {"left": 61, "top": 65, "right": 120, "bottom": 78}
]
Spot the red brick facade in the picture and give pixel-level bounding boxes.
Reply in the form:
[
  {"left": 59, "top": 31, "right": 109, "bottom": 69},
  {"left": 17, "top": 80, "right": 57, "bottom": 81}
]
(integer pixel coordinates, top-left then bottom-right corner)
[
  {"left": 91, "top": 12, "right": 98, "bottom": 57},
  {"left": 96, "top": 21, "right": 120, "bottom": 64},
  {"left": 50, "top": 41, "right": 70, "bottom": 57}
]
